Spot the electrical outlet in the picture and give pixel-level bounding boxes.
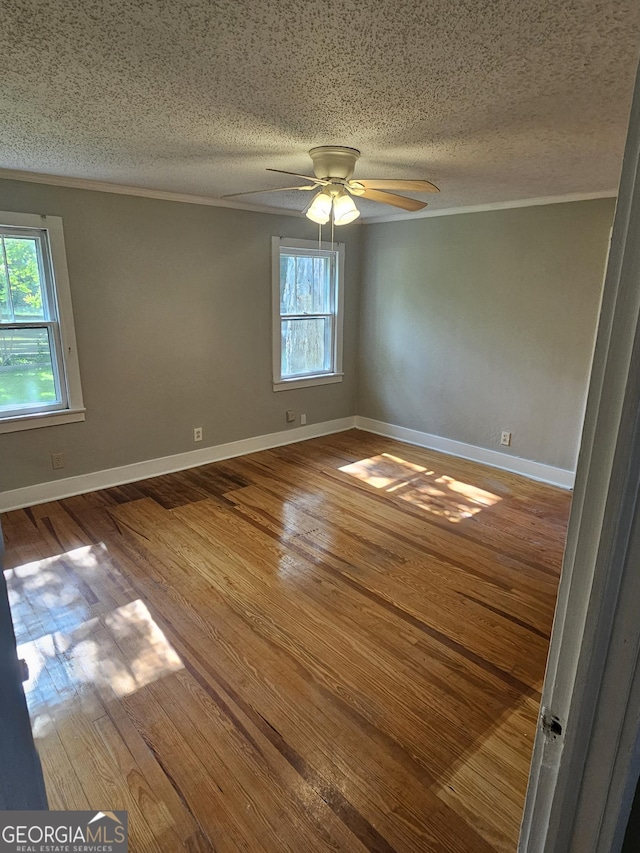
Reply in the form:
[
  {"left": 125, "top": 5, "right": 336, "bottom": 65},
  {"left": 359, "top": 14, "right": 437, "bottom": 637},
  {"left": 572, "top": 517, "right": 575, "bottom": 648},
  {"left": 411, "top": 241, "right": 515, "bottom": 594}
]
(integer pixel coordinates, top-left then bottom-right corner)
[
  {"left": 286, "top": 410, "right": 296, "bottom": 424},
  {"left": 300, "top": 413, "right": 307, "bottom": 426},
  {"left": 51, "top": 452, "right": 64, "bottom": 470},
  {"left": 193, "top": 427, "right": 203, "bottom": 442},
  {"left": 500, "top": 431, "right": 512, "bottom": 447}
]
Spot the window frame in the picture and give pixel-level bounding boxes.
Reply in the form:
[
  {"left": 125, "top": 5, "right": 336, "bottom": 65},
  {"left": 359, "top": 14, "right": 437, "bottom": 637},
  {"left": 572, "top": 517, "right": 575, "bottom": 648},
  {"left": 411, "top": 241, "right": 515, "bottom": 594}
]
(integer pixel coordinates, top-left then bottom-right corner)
[
  {"left": 0, "top": 211, "right": 85, "bottom": 433},
  {"left": 271, "top": 236, "right": 345, "bottom": 392}
]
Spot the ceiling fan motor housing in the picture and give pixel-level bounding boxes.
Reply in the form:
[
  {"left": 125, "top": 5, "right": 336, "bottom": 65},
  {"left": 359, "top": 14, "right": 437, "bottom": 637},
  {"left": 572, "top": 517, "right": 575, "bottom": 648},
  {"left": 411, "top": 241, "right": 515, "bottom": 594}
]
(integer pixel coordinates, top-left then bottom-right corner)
[{"left": 309, "top": 146, "right": 361, "bottom": 181}]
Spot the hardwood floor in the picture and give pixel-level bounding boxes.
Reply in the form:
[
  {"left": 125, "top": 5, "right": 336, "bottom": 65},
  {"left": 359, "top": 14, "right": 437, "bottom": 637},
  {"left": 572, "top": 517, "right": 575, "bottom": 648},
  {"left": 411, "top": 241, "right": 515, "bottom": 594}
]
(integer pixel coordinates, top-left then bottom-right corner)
[{"left": 1, "top": 430, "right": 571, "bottom": 852}]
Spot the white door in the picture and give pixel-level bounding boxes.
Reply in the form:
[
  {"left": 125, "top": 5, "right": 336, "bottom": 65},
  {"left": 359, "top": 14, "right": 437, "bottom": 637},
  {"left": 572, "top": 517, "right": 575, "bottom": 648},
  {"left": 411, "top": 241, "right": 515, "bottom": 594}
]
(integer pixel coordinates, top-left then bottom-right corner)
[{"left": 520, "top": 57, "right": 640, "bottom": 853}]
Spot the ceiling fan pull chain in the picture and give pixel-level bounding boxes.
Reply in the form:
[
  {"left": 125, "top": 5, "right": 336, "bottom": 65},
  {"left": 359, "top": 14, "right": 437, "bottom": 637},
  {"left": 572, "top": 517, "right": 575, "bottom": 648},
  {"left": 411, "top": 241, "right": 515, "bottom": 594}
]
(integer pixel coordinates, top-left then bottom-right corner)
[{"left": 318, "top": 221, "right": 322, "bottom": 251}]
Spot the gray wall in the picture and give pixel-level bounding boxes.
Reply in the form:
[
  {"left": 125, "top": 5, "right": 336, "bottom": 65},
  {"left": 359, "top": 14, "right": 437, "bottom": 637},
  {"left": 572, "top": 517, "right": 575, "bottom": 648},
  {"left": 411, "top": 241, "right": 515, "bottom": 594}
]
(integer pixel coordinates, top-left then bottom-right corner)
[
  {"left": 0, "top": 184, "right": 616, "bottom": 495},
  {"left": 358, "top": 199, "right": 615, "bottom": 471},
  {"left": 0, "top": 179, "right": 362, "bottom": 492}
]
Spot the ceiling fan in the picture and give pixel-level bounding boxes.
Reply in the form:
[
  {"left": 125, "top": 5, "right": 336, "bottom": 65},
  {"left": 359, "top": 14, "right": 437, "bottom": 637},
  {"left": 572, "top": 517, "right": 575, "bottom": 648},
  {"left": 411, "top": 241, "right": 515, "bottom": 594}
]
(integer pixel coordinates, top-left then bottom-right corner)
[{"left": 222, "top": 146, "right": 439, "bottom": 225}]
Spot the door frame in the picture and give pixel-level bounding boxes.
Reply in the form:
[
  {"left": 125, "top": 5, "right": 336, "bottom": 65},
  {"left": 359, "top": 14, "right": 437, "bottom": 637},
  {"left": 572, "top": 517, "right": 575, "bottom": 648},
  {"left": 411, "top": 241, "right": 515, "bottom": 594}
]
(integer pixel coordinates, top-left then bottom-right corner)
[{"left": 520, "top": 56, "right": 640, "bottom": 852}]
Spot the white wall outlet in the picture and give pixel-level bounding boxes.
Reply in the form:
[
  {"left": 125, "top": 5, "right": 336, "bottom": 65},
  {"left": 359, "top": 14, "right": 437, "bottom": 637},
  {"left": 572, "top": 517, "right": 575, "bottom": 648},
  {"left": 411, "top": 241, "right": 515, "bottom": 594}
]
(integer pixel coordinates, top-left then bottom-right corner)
[
  {"left": 51, "top": 452, "right": 64, "bottom": 470},
  {"left": 193, "top": 427, "right": 203, "bottom": 442},
  {"left": 500, "top": 431, "right": 512, "bottom": 447},
  {"left": 300, "top": 413, "right": 307, "bottom": 425},
  {"left": 286, "top": 410, "right": 296, "bottom": 424}
]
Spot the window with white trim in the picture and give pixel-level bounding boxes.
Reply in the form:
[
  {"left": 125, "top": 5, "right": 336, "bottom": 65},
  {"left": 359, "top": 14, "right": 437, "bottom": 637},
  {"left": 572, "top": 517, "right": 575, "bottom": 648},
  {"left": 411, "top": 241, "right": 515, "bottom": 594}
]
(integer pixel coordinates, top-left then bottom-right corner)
[
  {"left": 0, "top": 212, "right": 84, "bottom": 433},
  {"left": 272, "top": 237, "right": 344, "bottom": 391}
]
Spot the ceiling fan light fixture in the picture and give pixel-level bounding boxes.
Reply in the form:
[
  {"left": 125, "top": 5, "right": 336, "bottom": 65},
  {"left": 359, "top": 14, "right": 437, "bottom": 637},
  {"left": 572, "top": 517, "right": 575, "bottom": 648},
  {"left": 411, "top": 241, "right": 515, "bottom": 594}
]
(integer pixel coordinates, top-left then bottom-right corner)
[
  {"left": 306, "top": 190, "right": 332, "bottom": 224},
  {"left": 332, "top": 192, "right": 360, "bottom": 225}
]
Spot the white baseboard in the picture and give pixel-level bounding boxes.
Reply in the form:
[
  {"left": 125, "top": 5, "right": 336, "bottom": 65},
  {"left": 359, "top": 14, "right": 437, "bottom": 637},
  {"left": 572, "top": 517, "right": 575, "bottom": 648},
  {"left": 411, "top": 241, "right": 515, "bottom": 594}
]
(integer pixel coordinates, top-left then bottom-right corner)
[
  {"left": 0, "top": 417, "right": 356, "bottom": 512},
  {"left": 355, "top": 416, "right": 575, "bottom": 489},
  {"left": 1, "top": 414, "right": 574, "bottom": 512}
]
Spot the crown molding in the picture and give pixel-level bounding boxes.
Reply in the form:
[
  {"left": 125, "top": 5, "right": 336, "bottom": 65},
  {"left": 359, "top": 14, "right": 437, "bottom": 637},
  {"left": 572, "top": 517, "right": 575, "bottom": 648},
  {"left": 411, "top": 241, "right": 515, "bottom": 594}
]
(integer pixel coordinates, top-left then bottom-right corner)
[
  {"left": 362, "top": 190, "right": 618, "bottom": 223},
  {"left": 0, "top": 167, "right": 306, "bottom": 218},
  {"left": 0, "top": 167, "right": 617, "bottom": 223}
]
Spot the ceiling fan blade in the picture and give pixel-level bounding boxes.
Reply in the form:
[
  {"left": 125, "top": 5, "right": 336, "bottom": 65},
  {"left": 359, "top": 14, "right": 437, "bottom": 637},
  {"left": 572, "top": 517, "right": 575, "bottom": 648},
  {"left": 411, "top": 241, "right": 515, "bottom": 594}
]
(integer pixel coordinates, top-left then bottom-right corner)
[
  {"left": 360, "top": 188, "right": 428, "bottom": 211},
  {"left": 358, "top": 179, "right": 439, "bottom": 193},
  {"left": 221, "top": 185, "right": 316, "bottom": 198},
  {"left": 266, "top": 168, "right": 329, "bottom": 185}
]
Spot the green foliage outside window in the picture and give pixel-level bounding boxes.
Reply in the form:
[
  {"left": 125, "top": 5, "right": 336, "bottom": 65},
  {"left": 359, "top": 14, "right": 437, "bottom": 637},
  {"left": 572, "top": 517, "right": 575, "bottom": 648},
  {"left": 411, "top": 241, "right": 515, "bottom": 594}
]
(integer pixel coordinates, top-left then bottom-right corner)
[
  {"left": 0, "top": 236, "right": 44, "bottom": 320},
  {"left": 0, "top": 236, "right": 48, "bottom": 369},
  {"left": 0, "top": 234, "right": 57, "bottom": 409}
]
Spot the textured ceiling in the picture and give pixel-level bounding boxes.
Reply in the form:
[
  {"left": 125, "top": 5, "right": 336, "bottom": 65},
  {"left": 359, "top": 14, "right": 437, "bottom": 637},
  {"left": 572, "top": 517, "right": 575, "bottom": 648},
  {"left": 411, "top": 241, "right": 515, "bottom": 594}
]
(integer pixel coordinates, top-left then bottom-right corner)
[{"left": 1, "top": 0, "right": 639, "bottom": 218}]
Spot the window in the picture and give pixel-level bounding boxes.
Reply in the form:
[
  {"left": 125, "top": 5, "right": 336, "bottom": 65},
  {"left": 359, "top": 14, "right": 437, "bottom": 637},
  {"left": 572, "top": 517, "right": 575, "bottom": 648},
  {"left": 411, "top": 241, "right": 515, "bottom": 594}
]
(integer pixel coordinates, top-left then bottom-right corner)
[
  {"left": 0, "top": 211, "right": 84, "bottom": 433},
  {"left": 272, "top": 237, "right": 344, "bottom": 391}
]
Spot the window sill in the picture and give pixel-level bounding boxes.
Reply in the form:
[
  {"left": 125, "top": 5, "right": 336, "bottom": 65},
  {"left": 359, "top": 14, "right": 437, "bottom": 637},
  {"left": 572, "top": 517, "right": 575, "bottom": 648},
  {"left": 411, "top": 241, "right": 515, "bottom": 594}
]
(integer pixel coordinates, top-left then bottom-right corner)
[
  {"left": 273, "top": 373, "right": 344, "bottom": 392},
  {"left": 0, "top": 408, "right": 86, "bottom": 434}
]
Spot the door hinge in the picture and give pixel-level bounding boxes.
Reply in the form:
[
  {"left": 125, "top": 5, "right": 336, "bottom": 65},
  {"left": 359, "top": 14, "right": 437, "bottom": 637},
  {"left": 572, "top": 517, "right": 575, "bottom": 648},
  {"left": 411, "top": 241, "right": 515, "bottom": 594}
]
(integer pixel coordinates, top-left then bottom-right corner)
[
  {"left": 541, "top": 706, "right": 564, "bottom": 741},
  {"left": 18, "top": 658, "right": 29, "bottom": 682}
]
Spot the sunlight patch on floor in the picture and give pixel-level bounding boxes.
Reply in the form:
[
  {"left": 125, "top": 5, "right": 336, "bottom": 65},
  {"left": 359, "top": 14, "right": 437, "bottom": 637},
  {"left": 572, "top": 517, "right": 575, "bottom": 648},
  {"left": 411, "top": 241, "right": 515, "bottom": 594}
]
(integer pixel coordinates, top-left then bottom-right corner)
[
  {"left": 339, "top": 453, "right": 501, "bottom": 522},
  {"left": 6, "top": 545, "right": 183, "bottom": 737}
]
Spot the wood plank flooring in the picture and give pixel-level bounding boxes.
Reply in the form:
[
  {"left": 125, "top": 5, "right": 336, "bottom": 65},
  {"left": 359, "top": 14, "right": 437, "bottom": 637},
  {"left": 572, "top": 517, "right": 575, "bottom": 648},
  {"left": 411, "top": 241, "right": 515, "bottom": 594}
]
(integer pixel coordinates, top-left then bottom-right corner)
[{"left": 1, "top": 430, "right": 571, "bottom": 852}]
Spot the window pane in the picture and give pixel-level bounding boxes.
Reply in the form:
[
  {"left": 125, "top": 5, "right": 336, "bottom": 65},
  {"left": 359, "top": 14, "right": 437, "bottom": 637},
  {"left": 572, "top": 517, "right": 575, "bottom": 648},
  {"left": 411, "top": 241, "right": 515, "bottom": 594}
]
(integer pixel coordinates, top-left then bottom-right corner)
[
  {"left": 280, "top": 254, "right": 330, "bottom": 315},
  {"left": 0, "top": 327, "right": 59, "bottom": 411},
  {"left": 281, "top": 318, "right": 331, "bottom": 377},
  {"left": 1, "top": 236, "right": 46, "bottom": 321}
]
